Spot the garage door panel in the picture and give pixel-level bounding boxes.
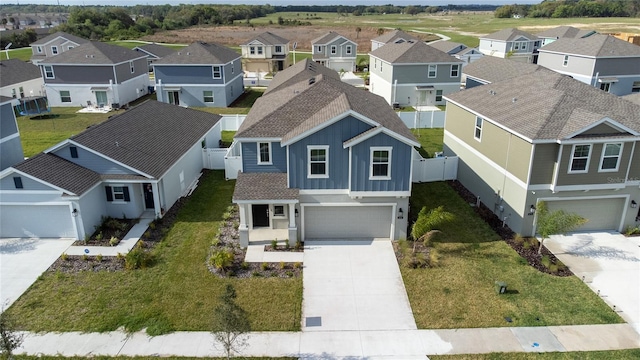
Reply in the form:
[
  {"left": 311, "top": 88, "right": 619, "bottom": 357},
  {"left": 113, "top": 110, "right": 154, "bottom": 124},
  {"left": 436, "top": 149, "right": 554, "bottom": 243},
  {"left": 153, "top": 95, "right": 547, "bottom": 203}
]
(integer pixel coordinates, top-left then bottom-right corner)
[
  {"left": 304, "top": 206, "right": 392, "bottom": 239},
  {"left": 546, "top": 198, "right": 624, "bottom": 231},
  {"left": 0, "top": 205, "right": 75, "bottom": 238}
]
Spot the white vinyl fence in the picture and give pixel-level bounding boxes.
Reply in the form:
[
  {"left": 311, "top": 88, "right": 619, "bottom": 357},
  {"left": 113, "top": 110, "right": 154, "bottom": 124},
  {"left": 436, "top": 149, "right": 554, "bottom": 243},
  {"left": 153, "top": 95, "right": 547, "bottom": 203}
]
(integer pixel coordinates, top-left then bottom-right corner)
[
  {"left": 398, "top": 111, "right": 446, "bottom": 129},
  {"left": 412, "top": 150, "right": 458, "bottom": 182}
]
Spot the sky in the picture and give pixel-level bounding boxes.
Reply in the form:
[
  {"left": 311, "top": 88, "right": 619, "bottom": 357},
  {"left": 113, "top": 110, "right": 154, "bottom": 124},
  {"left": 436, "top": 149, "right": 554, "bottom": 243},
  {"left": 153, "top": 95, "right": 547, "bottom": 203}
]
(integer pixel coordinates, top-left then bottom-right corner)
[{"left": 4, "top": 1, "right": 542, "bottom": 6}]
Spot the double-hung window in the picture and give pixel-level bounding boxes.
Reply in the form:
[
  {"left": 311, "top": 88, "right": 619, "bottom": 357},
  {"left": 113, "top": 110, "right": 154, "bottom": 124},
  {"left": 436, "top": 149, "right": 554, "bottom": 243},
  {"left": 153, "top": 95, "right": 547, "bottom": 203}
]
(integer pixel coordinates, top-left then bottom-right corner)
[
  {"left": 370, "top": 147, "right": 392, "bottom": 180},
  {"left": 257, "top": 142, "right": 271, "bottom": 165},
  {"left": 331, "top": 45, "right": 337, "bottom": 55},
  {"left": 346, "top": 45, "right": 352, "bottom": 55},
  {"left": 257, "top": 46, "right": 263, "bottom": 55},
  {"left": 474, "top": 116, "right": 483, "bottom": 141},
  {"left": 275, "top": 45, "right": 282, "bottom": 53},
  {"left": 562, "top": 55, "right": 569, "bottom": 67},
  {"left": 44, "top": 65, "right": 55, "bottom": 79},
  {"left": 599, "top": 143, "right": 622, "bottom": 172},
  {"left": 60, "top": 90, "right": 71, "bottom": 103},
  {"left": 129, "top": 61, "right": 135, "bottom": 73},
  {"left": 450, "top": 64, "right": 460, "bottom": 77},
  {"left": 569, "top": 144, "right": 591, "bottom": 173},
  {"left": 428, "top": 64, "right": 437, "bottom": 78},
  {"left": 212, "top": 66, "right": 221, "bottom": 79},
  {"left": 308, "top": 145, "right": 329, "bottom": 178},
  {"left": 203, "top": 91, "right": 214, "bottom": 103},
  {"left": 51, "top": 46, "right": 58, "bottom": 55}
]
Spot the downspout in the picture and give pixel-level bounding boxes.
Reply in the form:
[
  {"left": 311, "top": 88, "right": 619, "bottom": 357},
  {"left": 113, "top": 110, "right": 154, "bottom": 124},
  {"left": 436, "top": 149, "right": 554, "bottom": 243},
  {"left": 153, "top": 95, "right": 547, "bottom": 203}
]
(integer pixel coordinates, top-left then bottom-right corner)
[{"left": 393, "top": 79, "right": 397, "bottom": 105}]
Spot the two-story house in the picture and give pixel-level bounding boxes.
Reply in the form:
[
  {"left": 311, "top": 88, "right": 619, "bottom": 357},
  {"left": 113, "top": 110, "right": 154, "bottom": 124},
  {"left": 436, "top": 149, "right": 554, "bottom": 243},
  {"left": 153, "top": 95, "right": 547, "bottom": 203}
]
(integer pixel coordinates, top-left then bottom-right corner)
[
  {"left": 370, "top": 29, "right": 421, "bottom": 51},
  {"left": 463, "top": 56, "right": 545, "bottom": 89},
  {"left": 231, "top": 59, "right": 419, "bottom": 246},
  {"left": 133, "top": 43, "right": 176, "bottom": 72},
  {"left": 479, "top": 28, "right": 541, "bottom": 63},
  {"left": 240, "top": 31, "right": 290, "bottom": 73},
  {"left": 153, "top": 42, "right": 243, "bottom": 108},
  {"left": 369, "top": 41, "right": 463, "bottom": 107},
  {"left": 38, "top": 41, "right": 149, "bottom": 108},
  {"left": 0, "top": 96, "right": 24, "bottom": 171},
  {"left": 30, "top": 31, "right": 90, "bottom": 65},
  {"left": 428, "top": 41, "right": 483, "bottom": 67},
  {"left": 0, "top": 101, "right": 221, "bottom": 239},
  {"left": 537, "top": 34, "right": 640, "bottom": 96},
  {"left": 0, "top": 59, "right": 44, "bottom": 100},
  {"left": 537, "top": 26, "right": 596, "bottom": 46},
  {"left": 443, "top": 69, "right": 640, "bottom": 237},
  {"left": 311, "top": 31, "right": 357, "bottom": 72}
]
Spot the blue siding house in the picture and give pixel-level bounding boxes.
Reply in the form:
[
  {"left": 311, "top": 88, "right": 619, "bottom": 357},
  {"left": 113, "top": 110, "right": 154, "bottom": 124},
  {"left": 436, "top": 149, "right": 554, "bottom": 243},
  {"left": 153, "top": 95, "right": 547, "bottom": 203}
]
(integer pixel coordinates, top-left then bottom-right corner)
[
  {"left": 232, "top": 59, "right": 419, "bottom": 245},
  {"left": 153, "top": 42, "right": 244, "bottom": 108}
]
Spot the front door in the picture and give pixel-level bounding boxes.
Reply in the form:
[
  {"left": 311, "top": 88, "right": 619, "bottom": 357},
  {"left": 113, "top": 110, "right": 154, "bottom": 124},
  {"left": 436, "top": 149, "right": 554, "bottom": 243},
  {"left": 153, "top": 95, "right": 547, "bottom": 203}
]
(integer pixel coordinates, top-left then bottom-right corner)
[
  {"left": 252, "top": 204, "right": 269, "bottom": 228},
  {"left": 277, "top": 60, "right": 284, "bottom": 71},
  {"left": 143, "top": 183, "right": 155, "bottom": 209},
  {"left": 167, "top": 91, "right": 179, "bottom": 105},
  {"left": 95, "top": 91, "right": 108, "bottom": 107}
]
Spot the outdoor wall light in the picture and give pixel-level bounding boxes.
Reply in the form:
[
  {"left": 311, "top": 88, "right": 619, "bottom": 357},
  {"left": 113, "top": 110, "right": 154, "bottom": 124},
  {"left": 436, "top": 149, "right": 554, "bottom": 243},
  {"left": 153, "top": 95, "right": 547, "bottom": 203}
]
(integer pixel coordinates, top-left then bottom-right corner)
[
  {"left": 528, "top": 205, "right": 536, "bottom": 215},
  {"left": 295, "top": 208, "right": 299, "bottom": 217},
  {"left": 398, "top": 208, "right": 404, "bottom": 220},
  {"left": 72, "top": 208, "right": 78, "bottom": 217},
  {"left": 632, "top": 200, "right": 638, "bottom": 209}
]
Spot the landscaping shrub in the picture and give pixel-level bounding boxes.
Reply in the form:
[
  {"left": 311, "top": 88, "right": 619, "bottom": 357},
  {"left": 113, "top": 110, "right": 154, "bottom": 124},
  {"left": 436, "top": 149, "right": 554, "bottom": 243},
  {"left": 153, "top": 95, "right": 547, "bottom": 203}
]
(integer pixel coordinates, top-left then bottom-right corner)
[
  {"left": 271, "top": 239, "right": 278, "bottom": 250},
  {"left": 294, "top": 240, "right": 303, "bottom": 251},
  {"left": 125, "top": 242, "right": 154, "bottom": 270},
  {"left": 208, "top": 248, "right": 234, "bottom": 274}
]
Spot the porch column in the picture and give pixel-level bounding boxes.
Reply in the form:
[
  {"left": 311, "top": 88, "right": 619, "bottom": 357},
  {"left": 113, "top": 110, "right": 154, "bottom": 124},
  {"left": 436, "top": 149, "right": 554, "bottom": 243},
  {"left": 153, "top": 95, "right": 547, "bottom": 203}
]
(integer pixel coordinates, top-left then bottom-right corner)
[
  {"left": 288, "top": 203, "right": 298, "bottom": 242},
  {"left": 238, "top": 203, "right": 249, "bottom": 248},
  {"left": 152, "top": 182, "right": 161, "bottom": 218}
]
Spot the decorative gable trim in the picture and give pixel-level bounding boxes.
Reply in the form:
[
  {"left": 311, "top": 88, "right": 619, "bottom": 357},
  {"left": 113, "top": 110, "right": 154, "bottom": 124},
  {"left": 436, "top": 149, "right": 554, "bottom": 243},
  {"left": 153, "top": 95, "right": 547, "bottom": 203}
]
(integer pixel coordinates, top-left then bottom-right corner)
[
  {"left": 281, "top": 110, "right": 379, "bottom": 146},
  {"left": 0, "top": 167, "right": 74, "bottom": 195},
  {"left": 564, "top": 116, "right": 640, "bottom": 139},
  {"left": 342, "top": 126, "right": 420, "bottom": 148}
]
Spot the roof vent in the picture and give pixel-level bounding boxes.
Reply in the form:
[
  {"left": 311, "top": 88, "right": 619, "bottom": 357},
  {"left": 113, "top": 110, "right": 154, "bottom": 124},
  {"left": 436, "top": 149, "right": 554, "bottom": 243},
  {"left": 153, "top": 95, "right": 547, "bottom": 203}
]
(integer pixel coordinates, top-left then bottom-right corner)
[
  {"left": 186, "top": 52, "right": 190, "bottom": 55},
  {"left": 90, "top": 55, "right": 94, "bottom": 58},
  {"left": 115, "top": 141, "right": 119, "bottom": 147},
  {"left": 177, "top": 52, "right": 181, "bottom": 55},
  {"left": 309, "top": 77, "right": 316, "bottom": 85},
  {"left": 512, "top": 97, "right": 517, "bottom": 103}
]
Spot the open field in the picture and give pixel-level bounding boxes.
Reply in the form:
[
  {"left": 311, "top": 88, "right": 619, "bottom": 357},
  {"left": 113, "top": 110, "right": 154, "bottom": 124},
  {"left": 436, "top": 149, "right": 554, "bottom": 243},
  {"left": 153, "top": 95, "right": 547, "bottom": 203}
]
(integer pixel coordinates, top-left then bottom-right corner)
[
  {"left": 431, "top": 350, "right": 640, "bottom": 360},
  {"left": 1, "top": 47, "right": 32, "bottom": 61}
]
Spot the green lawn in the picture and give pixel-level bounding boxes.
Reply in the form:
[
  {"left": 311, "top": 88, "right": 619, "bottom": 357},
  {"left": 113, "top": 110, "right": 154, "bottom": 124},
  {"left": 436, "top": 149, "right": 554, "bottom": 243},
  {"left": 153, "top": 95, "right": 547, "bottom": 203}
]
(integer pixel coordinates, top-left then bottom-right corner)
[
  {"left": 195, "top": 88, "right": 264, "bottom": 115},
  {"left": 16, "top": 357, "right": 295, "bottom": 360},
  {"left": 7, "top": 171, "right": 303, "bottom": 334},
  {"left": 404, "top": 182, "right": 622, "bottom": 329},
  {"left": 2, "top": 47, "right": 33, "bottom": 61},
  {"left": 430, "top": 350, "right": 640, "bottom": 360},
  {"left": 412, "top": 128, "right": 443, "bottom": 158}
]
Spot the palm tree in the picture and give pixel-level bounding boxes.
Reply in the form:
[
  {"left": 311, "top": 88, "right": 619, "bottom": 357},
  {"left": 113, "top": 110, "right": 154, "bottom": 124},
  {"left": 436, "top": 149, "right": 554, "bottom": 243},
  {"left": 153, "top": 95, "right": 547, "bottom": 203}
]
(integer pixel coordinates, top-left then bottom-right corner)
[
  {"left": 355, "top": 27, "right": 361, "bottom": 38},
  {"left": 535, "top": 201, "right": 587, "bottom": 254}
]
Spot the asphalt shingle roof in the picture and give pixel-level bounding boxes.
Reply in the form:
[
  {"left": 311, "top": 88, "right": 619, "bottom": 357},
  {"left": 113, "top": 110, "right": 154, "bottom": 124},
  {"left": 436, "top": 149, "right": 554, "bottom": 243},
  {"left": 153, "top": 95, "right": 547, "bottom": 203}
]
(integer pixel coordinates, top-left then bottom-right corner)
[
  {"left": 371, "top": 29, "right": 420, "bottom": 44},
  {"left": 264, "top": 58, "right": 340, "bottom": 95},
  {"left": 134, "top": 43, "right": 176, "bottom": 58},
  {"left": 30, "top": 31, "right": 90, "bottom": 46},
  {"left": 481, "top": 28, "right": 537, "bottom": 41},
  {"left": 236, "top": 59, "right": 417, "bottom": 145},
  {"left": 39, "top": 41, "right": 145, "bottom": 65},
  {"left": 0, "top": 95, "right": 13, "bottom": 103},
  {"left": 623, "top": 93, "right": 640, "bottom": 106},
  {"left": 233, "top": 172, "right": 299, "bottom": 201},
  {"left": 428, "top": 40, "right": 467, "bottom": 54},
  {"left": 463, "top": 56, "right": 542, "bottom": 84},
  {"left": 0, "top": 59, "right": 41, "bottom": 87},
  {"left": 154, "top": 42, "right": 240, "bottom": 65},
  {"left": 446, "top": 70, "right": 640, "bottom": 142},
  {"left": 311, "top": 31, "right": 353, "bottom": 45},
  {"left": 242, "top": 31, "right": 289, "bottom": 46},
  {"left": 539, "top": 34, "right": 640, "bottom": 57},
  {"left": 370, "top": 41, "right": 462, "bottom": 64},
  {"left": 69, "top": 100, "right": 221, "bottom": 178},
  {"left": 536, "top": 26, "right": 595, "bottom": 40},
  {"left": 14, "top": 153, "right": 101, "bottom": 195}
]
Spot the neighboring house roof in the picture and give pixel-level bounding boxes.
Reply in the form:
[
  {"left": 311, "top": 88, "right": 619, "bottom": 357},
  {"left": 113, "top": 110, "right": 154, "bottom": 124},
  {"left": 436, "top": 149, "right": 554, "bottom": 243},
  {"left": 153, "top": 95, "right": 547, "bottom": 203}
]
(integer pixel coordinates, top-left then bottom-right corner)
[
  {"left": 264, "top": 58, "right": 340, "bottom": 95},
  {"left": 39, "top": 41, "right": 145, "bottom": 65},
  {"left": 537, "top": 26, "right": 596, "bottom": 40},
  {"left": 370, "top": 41, "right": 462, "bottom": 64},
  {"left": 481, "top": 28, "right": 538, "bottom": 41},
  {"left": 154, "top": 42, "right": 240, "bottom": 65},
  {"left": 463, "top": 56, "right": 543, "bottom": 84},
  {"left": 66, "top": 100, "right": 221, "bottom": 179},
  {"left": 446, "top": 70, "right": 640, "bottom": 142},
  {"left": 133, "top": 43, "right": 176, "bottom": 59},
  {"left": 30, "top": 31, "right": 90, "bottom": 46},
  {"left": 623, "top": 93, "right": 640, "bottom": 106},
  {"left": 538, "top": 34, "right": 640, "bottom": 57},
  {"left": 0, "top": 95, "right": 14, "bottom": 104},
  {"left": 13, "top": 153, "right": 101, "bottom": 196},
  {"left": 233, "top": 173, "right": 299, "bottom": 201},
  {"left": 428, "top": 40, "right": 467, "bottom": 55},
  {"left": 371, "top": 29, "right": 420, "bottom": 45},
  {"left": 242, "top": 31, "right": 289, "bottom": 46},
  {"left": 0, "top": 59, "right": 41, "bottom": 87},
  {"left": 311, "top": 31, "right": 354, "bottom": 45},
  {"left": 237, "top": 58, "right": 417, "bottom": 144}
]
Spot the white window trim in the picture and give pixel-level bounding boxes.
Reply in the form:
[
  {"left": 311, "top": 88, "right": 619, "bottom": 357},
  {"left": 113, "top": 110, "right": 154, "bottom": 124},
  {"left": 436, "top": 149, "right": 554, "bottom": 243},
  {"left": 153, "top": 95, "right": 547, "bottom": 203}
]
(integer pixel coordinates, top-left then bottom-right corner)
[
  {"left": 450, "top": 64, "right": 459, "bottom": 78},
  {"left": 257, "top": 142, "right": 272, "bottom": 165},
  {"left": 474, "top": 116, "right": 483, "bottom": 141},
  {"left": 36, "top": 46, "right": 42, "bottom": 53},
  {"left": 346, "top": 45, "right": 352, "bottom": 55},
  {"left": 307, "top": 145, "right": 329, "bottom": 179},
  {"left": 112, "top": 185, "right": 126, "bottom": 202},
  {"left": 562, "top": 55, "right": 569, "bottom": 67},
  {"left": 250, "top": 46, "right": 255, "bottom": 55},
  {"left": 212, "top": 66, "right": 222, "bottom": 79},
  {"left": 272, "top": 205, "right": 287, "bottom": 218},
  {"left": 60, "top": 90, "right": 71, "bottom": 103},
  {"left": 51, "top": 45, "right": 58, "bottom": 55},
  {"left": 568, "top": 144, "right": 592, "bottom": 174},
  {"left": 44, "top": 65, "right": 55, "bottom": 79},
  {"left": 598, "top": 142, "right": 623, "bottom": 173},
  {"left": 331, "top": 45, "right": 337, "bottom": 55},
  {"left": 275, "top": 45, "right": 282, "bottom": 53},
  {"left": 428, "top": 64, "right": 437, "bottom": 78},
  {"left": 369, "top": 146, "right": 392, "bottom": 180},
  {"left": 129, "top": 61, "right": 134, "bottom": 73},
  {"left": 203, "top": 90, "right": 214, "bottom": 103},
  {"left": 257, "top": 46, "right": 263, "bottom": 55}
]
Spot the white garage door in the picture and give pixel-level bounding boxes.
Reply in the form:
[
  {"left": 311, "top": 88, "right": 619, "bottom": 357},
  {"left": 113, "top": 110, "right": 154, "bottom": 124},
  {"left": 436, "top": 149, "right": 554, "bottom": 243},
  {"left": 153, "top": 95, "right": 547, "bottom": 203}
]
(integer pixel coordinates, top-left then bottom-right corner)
[
  {"left": 304, "top": 206, "right": 392, "bottom": 239},
  {"left": 329, "top": 61, "right": 352, "bottom": 72},
  {"left": 545, "top": 198, "right": 624, "bottom": 231},
  {"left": 0, "top": 204, "right": 76, "bottom": 238}
]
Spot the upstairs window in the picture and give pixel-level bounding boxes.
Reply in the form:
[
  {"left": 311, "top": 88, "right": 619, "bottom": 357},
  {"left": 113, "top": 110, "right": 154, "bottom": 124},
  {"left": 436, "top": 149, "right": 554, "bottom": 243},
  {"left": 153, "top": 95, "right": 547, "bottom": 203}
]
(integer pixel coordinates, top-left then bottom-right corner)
[
  {"left": 212, "top": 66, "right": 221, "bottom": 79},
  {"left": 19, "top": 87, "right": 24, "bottom": 98},
  {"left": 316, "top": 46, "right": 323, "bottom": 53},
  {"left": 249, "top": 46, "right": 255, "bottom": 55},
  {"left": 44, "top": 65, "right": 55, "bottom": 79},
  {"left": 257, "top": 46, "right": 263, "bottom": 55},
  {"left": 129, "top": 61, "right": 134, "bottom": 73},
  {"left": 474, "top": 116, "right": 483, "bottom": 141},
  {"left": 308, "top": 146, "right": 329, "bottom": 178},
  {"left": 275, "top": 45, "right": 282, "bottom": 53},
  {"left": 70, "top": 146, "right": 78, "bottom": 158},
  {"left": 36, "top": 46, "right": 42, "bottom": 53},
  {"left": 346, "top": 45, "right": 352, "bottom": 55},
  {"left": 258, "top": 142, "right": 271, "bottom": 165},
  {"left": 331, "top": 45, "right": 337, "bottom": 55},
  {"left": 370, "top": 147, "right": 392, "bottom": 180},
  {"left": 599, "top": 143, "right": 622, "bottom": 172},
  {"left": 600, "top": 82, "right": 611, "bottom": 93},
  {"left": 632, "top": 81, "right": 640, "bottom": 93},
  {"left": 10, "top": 89, "right": 16, "bottom": 98},
  {"left": 428, "top": 64, "right": 437, "bottom": 78},
  {"left": 436, "top": 89, "right": 443, "bottom": 102},
  {"left": 51, "top": 46, "right": 58, "bottom": 55},
  {"left": 569, "top": 144, "right": 591, "bottom": 173},
  {"left": 563, "top": 55, "right": 569, "bottom": 67},
  {"left": 450, "top": 64, "right": 460, "bottom": 77},
  {"left": 13, "top": 177, "right": 23, "bottom": 189}
]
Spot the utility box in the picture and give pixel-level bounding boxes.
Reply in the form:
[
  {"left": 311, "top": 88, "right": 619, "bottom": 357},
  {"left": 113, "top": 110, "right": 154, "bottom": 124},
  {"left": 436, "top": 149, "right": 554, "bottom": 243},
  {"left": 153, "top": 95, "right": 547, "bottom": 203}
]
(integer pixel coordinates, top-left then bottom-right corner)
[{"left": 495, "top": 281, "right": 508, "bottom": 294}]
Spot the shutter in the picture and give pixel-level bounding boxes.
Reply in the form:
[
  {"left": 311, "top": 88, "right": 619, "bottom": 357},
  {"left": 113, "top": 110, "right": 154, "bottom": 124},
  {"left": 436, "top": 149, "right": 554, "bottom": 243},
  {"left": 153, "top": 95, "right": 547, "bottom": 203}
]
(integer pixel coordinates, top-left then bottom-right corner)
[
  {"left": 123, "top": 187, "right": 130, "bottom": 202},
  {"left": 105, "top": 186, "right": 113, "bottom": 201}
]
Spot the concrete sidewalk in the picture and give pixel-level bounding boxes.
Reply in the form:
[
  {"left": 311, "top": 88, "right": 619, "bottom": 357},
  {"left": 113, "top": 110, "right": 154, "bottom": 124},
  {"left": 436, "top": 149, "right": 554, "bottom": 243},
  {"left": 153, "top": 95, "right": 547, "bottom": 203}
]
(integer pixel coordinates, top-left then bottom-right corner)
[{"left": 17, "top": 324, "right": 640, "bottom": 358}]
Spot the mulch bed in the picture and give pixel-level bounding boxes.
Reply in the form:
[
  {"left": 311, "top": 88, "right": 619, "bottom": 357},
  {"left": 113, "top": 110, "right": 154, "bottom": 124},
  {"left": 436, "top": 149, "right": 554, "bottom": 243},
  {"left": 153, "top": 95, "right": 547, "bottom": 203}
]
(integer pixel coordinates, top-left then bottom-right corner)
[
  {"left": 445, "top": 180, "right": 573, "bottom": 277},
  {"left": 71, "top": 218, "right": 138, "bottom": 247}
]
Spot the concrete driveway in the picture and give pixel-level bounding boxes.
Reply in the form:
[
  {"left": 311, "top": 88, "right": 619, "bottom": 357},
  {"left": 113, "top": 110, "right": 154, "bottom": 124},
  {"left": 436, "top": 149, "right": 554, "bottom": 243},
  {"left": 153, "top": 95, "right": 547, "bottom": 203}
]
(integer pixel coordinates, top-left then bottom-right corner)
[
  {"left": 0, "top": 238, "right": 74, "bottom": 311},
  {"left": 545, "top": 232, "right": 640, "bottom": 334},
  {"left": 302, "top": 240, "right": 417, "bottom": 331}
]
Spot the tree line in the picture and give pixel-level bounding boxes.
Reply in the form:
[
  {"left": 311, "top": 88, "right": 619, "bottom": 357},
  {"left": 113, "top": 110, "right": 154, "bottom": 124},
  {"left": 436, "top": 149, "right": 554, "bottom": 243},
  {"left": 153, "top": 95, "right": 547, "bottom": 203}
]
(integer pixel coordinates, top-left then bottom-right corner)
[{"left": 495, "top": 0, "right": 640, "bottom": 18}]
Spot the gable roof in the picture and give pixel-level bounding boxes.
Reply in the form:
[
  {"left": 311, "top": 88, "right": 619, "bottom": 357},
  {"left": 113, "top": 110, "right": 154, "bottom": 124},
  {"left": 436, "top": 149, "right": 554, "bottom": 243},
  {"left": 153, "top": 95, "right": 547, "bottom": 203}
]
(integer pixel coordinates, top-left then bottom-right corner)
[
  {"left": 538, "top": 34, "right": 640, "bottom": 57},
  {"left": 154, "top": 41, "right": 240, "bottom": 65},
  {"left": 242, "top": 31, "right": 289, "bottom": 46},
  {"left": 0, "top": 59, "right": 41, "bottom": 87},
  {"left": 264, "top": 58, "right": 340, "bottom": 95},
  {"left": 13, "top": 153, "right": 101, "bottom": 196},
  {"left": 233, "top": 173, "right": 298, "bottom": 201},
  {"left": 236, "top": 59, "right": 417, "bottom": 145},
  {"left": 463, "top": 56, "right": 542, "bottom": 84},
  {"left": 133, "top": 43, "right": 176, "bottom": 59},
  {"left": 371, "top": 29, "right": 420, "bottom": 45},
  {"left": 370, "top": 41, "right": 462, "bottom": 64},
  {"left": 65, "top": 100, "right": 220, "bottom": 178},
  {"left": 311, "top": 31, "right": 354, "bottom": 45},
  {"left": 428, "top": 40, "right": 467, "bottom": 55},
  {"left": 623, "top": 93, "right": 640, "bottom": 106},
  {"left": 445, "top": 70, "right": 640, "bottom": 142},
  {"left": 481, "top": 28, "right": 537, "bottom": 42},
  {"left": 39, "top": 41, "right": 145, "bottom": 65},
  {"left": 30, "top": 31, "right": 90, "bottom": 46},
  {"left": 0, "top": 95, "right": 13, "bottom": 104},
  {"left": 536, "top": 26, "right": 596, "bottom": 40}
]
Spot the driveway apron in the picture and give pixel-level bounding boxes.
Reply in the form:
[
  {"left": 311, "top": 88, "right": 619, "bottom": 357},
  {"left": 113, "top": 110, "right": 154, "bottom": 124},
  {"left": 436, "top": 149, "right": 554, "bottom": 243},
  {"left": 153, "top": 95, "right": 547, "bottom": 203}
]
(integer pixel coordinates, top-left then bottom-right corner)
[
  {"left": 545, "top": 232, "right": 640, "bottom": 334},
  {"left": 302, "top": 240, "right": 417, "bottom": 331}
]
